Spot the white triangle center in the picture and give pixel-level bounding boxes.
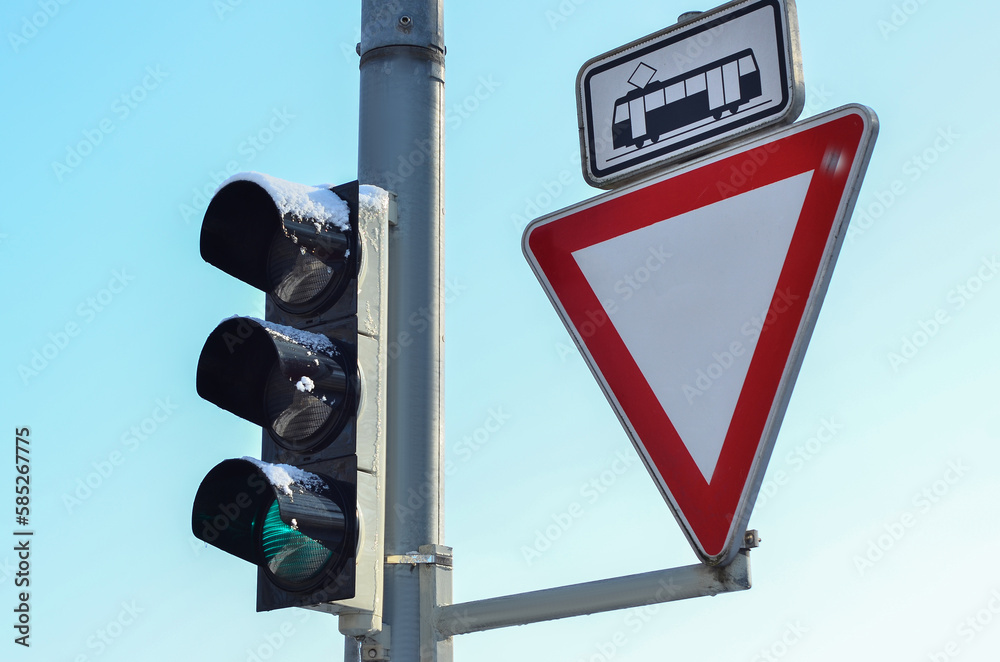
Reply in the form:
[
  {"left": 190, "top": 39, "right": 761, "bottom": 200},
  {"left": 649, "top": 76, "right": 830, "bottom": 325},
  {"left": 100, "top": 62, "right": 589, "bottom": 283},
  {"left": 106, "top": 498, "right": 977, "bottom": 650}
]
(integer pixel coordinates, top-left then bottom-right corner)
[{"left": 572, "top": 171, "right": 813, "bottom": 482}]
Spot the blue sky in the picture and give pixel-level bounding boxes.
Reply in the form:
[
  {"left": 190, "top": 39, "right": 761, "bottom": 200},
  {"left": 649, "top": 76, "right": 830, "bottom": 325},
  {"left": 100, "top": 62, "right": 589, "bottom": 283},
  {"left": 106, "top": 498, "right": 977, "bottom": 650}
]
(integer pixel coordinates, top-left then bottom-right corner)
[{"left": 3, "top": 0, "right": 1000, "bottom": 660}]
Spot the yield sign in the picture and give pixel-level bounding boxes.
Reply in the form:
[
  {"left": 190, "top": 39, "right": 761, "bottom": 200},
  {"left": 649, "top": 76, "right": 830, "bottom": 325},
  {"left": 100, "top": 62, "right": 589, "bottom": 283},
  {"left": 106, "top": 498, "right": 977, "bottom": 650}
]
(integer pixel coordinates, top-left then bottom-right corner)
[{"left": 523, "top": 105, "right": 878, "bottom": 565}]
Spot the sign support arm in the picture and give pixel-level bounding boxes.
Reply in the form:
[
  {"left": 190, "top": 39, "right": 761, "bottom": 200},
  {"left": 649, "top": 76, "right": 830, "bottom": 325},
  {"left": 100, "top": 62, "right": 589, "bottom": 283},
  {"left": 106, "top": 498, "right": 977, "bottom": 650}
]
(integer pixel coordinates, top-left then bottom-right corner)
[{"left": 435, "top": 549, "right": 751, "bottom": 638}]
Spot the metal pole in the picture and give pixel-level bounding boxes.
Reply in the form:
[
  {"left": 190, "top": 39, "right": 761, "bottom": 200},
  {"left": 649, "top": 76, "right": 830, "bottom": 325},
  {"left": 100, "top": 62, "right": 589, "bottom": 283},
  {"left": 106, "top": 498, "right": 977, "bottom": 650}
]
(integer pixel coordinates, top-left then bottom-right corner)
[
  {"left": 436, "top": 552, "right": 751, "bottom": 638},
  {"left": 358, "top": 2, "right": 446, "bottom": 661},
  {"left": 344, "top": 634, "right": 360, "bottom": 662}
]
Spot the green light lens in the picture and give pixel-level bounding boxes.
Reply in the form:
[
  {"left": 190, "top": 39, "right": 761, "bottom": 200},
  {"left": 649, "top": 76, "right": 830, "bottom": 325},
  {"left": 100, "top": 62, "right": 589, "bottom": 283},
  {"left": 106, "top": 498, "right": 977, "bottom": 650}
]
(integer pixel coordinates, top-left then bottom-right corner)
[{"left": 260, "top": 500, "right": 332, "bottom": 586}]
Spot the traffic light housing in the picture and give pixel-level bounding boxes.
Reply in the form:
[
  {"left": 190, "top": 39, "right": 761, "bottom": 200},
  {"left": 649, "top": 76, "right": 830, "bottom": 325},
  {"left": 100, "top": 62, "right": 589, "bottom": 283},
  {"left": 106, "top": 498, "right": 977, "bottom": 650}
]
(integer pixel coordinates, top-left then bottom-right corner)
[{"left": 191, "top": 172, "right": 390, "bottom": 634}]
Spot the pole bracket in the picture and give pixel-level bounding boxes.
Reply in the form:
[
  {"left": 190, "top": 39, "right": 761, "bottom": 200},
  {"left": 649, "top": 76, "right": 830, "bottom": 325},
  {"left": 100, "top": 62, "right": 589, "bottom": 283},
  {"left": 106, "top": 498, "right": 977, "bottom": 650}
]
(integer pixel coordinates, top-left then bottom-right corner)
[
  {"left": 385, "top": 551, "right": 453, "bottom": 567},
  {"left": 360, "top": 625, "right": 391, "bottom": 662}
]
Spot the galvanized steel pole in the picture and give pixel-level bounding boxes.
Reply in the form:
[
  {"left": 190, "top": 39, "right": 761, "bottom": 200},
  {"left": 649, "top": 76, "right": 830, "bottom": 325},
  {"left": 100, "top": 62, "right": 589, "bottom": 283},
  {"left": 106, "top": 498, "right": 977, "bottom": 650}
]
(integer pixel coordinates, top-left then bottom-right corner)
[{"left": 357, "top": 1, "right": 447, "bottom": 661}]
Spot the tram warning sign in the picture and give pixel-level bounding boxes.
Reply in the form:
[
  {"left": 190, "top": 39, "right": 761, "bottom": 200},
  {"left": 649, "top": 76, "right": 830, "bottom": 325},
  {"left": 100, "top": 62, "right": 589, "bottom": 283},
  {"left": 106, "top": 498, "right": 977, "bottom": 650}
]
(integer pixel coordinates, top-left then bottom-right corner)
[
  {"left": 525, "top": 105, "right": 878, "bottom": 565},
  {"left": 578, "top": 0, "right": 804, "bottom": 188}
]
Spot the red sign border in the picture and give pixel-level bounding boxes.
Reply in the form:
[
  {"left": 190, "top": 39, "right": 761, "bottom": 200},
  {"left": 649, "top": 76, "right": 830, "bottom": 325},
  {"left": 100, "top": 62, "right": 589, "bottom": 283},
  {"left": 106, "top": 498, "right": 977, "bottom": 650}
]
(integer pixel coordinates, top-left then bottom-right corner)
[{"left": 524, "top": 105, "right": 878, "bottom": 564}]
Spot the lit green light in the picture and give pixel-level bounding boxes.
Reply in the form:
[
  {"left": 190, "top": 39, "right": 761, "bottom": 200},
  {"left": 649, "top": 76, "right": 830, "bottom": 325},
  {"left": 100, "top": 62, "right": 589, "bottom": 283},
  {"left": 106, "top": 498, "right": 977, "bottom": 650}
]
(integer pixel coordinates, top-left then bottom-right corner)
[{"left": 260, "top": 500, "right": 332, "bottom": 586}]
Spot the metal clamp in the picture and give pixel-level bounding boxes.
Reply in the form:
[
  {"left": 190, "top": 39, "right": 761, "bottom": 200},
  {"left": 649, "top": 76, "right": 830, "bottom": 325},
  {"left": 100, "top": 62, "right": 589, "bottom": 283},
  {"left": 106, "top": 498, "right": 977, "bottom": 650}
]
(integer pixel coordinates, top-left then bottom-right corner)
[
  {"left": 360, "top": 625, "right": 391, "bottom": 662},
  {"left": 385, "top": 552, "right": 453, "bottom": 567}
]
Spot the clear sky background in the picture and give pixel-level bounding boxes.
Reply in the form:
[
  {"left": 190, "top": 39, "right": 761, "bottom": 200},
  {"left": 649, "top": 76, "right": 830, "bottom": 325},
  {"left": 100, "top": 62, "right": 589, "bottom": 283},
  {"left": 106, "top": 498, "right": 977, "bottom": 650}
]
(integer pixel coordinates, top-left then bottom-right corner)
[{"left": 3, "top": 0, "right": 999, "bottom": 660}]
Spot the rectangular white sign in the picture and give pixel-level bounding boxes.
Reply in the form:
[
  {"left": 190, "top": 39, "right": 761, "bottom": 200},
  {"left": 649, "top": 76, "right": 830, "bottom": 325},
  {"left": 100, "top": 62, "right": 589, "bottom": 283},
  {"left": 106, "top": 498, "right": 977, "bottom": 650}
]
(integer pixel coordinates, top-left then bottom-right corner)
[{"left": 577, "top": 0, "right": 803, "bottom": 188}]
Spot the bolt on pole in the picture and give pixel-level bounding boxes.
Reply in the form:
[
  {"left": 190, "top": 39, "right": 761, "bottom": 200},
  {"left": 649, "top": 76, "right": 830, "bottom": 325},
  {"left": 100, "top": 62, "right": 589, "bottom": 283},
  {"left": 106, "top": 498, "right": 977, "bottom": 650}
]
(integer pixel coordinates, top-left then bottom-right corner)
[{"left": 357, "top": 1, "right": 447, "bottom": 661}]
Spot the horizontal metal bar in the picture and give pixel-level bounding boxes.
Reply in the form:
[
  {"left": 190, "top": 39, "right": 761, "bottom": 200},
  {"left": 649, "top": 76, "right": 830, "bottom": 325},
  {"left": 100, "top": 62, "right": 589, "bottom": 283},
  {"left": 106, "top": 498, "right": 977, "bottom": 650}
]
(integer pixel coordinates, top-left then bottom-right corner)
[
  {"left": 435, "top": 550, "right": 750, "bottom": 638},
  {"left": 385, "top": 553, "right": 453, "bottom": 566}
]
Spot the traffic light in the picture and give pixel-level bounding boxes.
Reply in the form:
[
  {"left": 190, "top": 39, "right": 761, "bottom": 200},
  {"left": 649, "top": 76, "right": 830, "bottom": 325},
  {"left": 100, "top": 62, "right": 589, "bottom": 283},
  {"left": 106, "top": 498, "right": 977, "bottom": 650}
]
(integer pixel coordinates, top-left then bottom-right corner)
[{"left": 191, "top": 172, "right": 390, "bottom": 634}]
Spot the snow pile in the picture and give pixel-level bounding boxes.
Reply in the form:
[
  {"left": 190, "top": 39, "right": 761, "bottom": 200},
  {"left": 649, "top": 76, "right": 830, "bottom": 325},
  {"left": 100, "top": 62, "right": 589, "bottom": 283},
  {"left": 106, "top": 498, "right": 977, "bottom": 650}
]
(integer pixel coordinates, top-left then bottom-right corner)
[
  {"left": 220, "top": 171, "right": 350, "bottom": 231},
  {"left": 251, "top": 318, "right": 337, "bottom": 356},
  {"left": 295, "top": 376, "right": 315, "bottom": 393},
  {"left": 242, "top": 457, "right": 328, "bottom": 497},
  {"left": 359, "top": 185, "right": 389, "bottom": 215}
]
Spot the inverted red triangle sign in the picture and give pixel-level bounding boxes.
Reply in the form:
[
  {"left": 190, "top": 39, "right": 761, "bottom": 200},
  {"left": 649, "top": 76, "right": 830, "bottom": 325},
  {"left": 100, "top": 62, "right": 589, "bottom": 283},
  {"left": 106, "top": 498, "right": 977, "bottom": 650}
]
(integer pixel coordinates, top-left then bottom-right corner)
[{"left": 523, "top": 104, "right": 878, "bottom": 566}]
